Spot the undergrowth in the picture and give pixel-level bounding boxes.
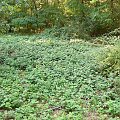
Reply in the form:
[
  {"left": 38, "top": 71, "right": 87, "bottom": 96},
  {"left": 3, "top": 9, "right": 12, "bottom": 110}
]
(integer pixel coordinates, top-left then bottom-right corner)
[{"left": 0, "top": 35, "right": 120, "bottom": 120}]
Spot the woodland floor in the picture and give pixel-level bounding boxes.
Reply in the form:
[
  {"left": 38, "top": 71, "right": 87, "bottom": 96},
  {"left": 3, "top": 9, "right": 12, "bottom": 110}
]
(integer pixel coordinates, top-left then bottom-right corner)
[{"left": 0, "top": 35, "right": 120, "bottom": 120}]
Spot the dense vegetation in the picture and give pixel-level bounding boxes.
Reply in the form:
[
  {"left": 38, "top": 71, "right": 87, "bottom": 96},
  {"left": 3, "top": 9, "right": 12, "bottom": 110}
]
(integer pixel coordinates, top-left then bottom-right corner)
[
  {"left": 0, "top": 0, "right": 120, "bottom": 38},
  {"left": 0, "top": 34, "right": 120, "bottom": 119},
  {"left": 0, "top": 0, "right": 120, "bottom": 120}
]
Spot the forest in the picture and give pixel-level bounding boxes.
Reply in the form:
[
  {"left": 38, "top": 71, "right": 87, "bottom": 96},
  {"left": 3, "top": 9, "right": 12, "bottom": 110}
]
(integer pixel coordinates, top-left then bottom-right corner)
[{"left": 0, "top": 0, "right": 120, "bottom": 119}]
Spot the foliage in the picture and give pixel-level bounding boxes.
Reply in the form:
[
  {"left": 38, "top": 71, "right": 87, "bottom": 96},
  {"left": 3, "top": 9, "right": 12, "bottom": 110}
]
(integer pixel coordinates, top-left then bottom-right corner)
[
  {"left": 105, "top": 100, "right": 120, "bottom": 117},
  {"left": 99, "top": 44, "right": 120, "bottom": 76},
  {"left": 0, "top": 35, "right": 120, "bottom": 119},
  {"left": 87, "top": 6, "right": 113, "bottom": 36},
  {"left": 0, "top": 0, "right": 120, "bottom": 37},
  {"left": 96, "top": 36, "right": 120, "bottom": 119},
  {"left": 0, "top": 21, "right": 10, "bottom": 34}
]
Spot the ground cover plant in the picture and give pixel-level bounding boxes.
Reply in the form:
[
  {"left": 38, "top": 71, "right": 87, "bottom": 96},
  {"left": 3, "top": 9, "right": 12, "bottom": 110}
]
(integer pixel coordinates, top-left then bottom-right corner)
[{"left": 0, "top": 35, "right": 120, "bottom": 120}]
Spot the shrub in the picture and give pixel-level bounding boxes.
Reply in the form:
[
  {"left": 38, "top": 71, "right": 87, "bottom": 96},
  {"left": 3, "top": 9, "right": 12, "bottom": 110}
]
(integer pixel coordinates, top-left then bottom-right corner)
[
  {"left": 85, "top": 6, "right": 113, "bottom": 36},
  {"left": 0, "top": 21, "right": 10, "bottom": 34},
  {"left": 98, "top": 42, "right": 120, "bottom": 104},
  {"left": 99, "top": 44, "right": 120, "bottom": 77}
]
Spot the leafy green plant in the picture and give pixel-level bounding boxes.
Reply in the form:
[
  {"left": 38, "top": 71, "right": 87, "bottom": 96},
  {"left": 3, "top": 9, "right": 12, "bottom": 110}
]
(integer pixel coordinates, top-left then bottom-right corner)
[
  {"left": 114, "top": 77, "right": 120, "bottom": 97},
  {"left": 99, "top": 44, "right": 120, "bottom": 76},
  {"left": 0, "top": 21, "right": 10, "bottom": 34},
  {"left": 106, "top": 100, "right": 120, "bottom": 117}
]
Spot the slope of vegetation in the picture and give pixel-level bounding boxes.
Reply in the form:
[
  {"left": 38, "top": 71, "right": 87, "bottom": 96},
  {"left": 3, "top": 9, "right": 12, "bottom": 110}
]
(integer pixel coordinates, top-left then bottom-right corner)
[{"left": 0, "top": 35, "right": 120, "bottom": 120}]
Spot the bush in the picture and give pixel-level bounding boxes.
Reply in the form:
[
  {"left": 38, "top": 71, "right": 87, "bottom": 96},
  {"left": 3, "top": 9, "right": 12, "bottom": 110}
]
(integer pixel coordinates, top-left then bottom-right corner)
[
  {"left": 99, "top": 44, "right": 120, "bottom": 77},
  {"left": 85, "top": 7, "right": 113, "bottom": 36},
  {"left": 11, "top": 5, "right": 66, "bottom": 33},
  {"left": 0, "top": 21, "right": 10, "bottom": 34}
]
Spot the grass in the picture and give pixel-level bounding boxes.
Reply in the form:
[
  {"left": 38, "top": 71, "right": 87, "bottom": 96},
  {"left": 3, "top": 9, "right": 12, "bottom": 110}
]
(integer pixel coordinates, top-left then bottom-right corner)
[{"left": 0, "top": 35, "right": 120, "bottom": 120}]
